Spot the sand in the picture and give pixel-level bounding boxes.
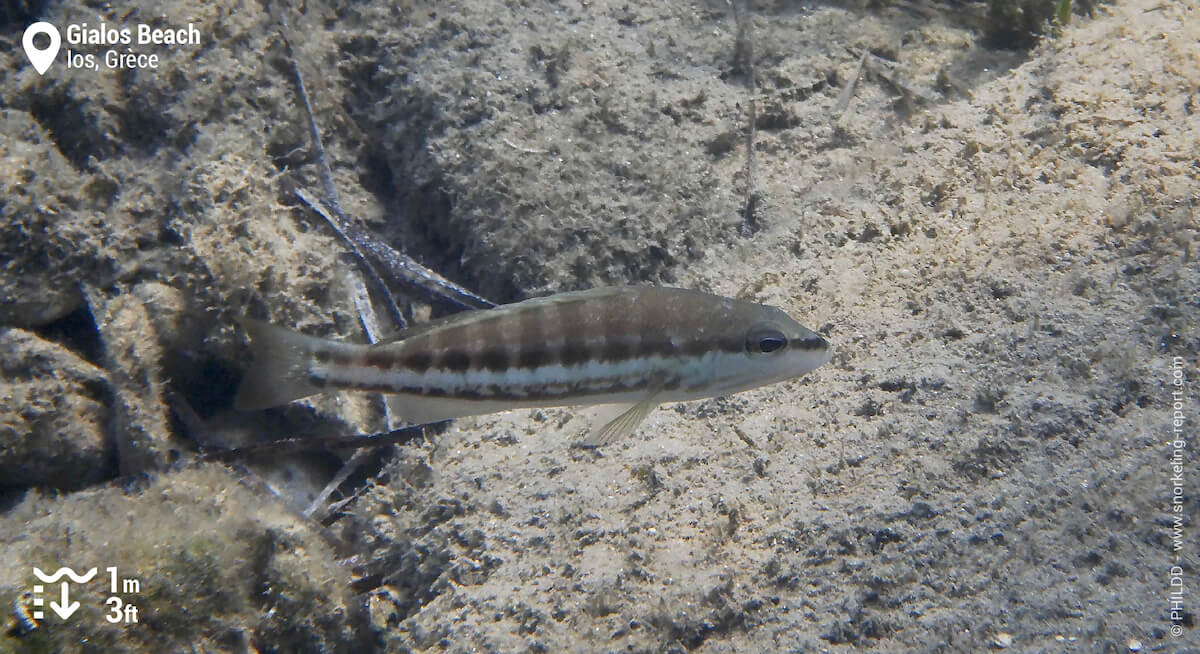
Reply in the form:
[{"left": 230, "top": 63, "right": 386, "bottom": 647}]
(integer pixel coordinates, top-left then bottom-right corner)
[{"left": 1, "top": 0, "right": 1196, "bottom": 651}]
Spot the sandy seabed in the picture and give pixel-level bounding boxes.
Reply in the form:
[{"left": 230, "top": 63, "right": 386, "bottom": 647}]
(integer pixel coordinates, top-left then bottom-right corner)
[{"left": 1, "top": 0, "right": 1197, "bottom": 652}]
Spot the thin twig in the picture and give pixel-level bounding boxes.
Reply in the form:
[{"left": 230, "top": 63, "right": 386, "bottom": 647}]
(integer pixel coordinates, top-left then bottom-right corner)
[
  {"left": 502, "top": 136, "right": 548, "bottom": 154},
  {"left": 199, "top": 424, "right": 429, "bottom": 463},
  {"left": 835, "top": 50, "right": 869, "bottom": 116},
  {"left": 164, "top": 388, "right": 229, "bottom": 452},
  {"left": 305, "top": 449, "right": 375, "bottom": 519},
  {"left": 740, "top": 98, "right": 758, "bottom": 237},
  {"left": 730, "top": 0, "right": 759, "bottom": 237},
  {"left": 850, "top": 48, "right": 940, "bottom": 105},
  {"left": 278, "top": 14, "right": 343, "bottom": 217}
]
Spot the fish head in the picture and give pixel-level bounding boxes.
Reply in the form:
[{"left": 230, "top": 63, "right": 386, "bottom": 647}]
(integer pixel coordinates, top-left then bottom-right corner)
[{"left": 707, "top": 304, "right": 832, "bottom": 395}]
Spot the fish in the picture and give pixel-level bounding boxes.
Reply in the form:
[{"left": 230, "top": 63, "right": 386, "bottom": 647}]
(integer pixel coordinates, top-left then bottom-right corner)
[{"left": 234, "top": 286, "right": 832, "bottom": 444}]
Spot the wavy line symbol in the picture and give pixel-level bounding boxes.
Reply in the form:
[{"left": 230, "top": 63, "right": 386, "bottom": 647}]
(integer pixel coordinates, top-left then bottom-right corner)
[{"left": 33, "top": 567, "right": 97, "bottom": 584}]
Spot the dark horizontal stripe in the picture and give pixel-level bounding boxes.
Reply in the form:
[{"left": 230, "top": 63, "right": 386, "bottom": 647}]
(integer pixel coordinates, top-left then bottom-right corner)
[
  {"left": 437, "top": 349, "right": 472, "bottom": 373},
  {"left": 325, "top": 373, "right": 682, "bottom": 401},
  {"left": 314, "top": 348, "right": 357, "bottom": 368},
  {"left": 363, "top": 333, "right": 740, "bottom": 377},
  {"left": 682, "top": 339, "right": 712, "bottom": 358},
  {"left": 477, "top": 348, "right": 511, "bottom": 372},
  {"left": 517, "top": 348, "right": 553, "bottom": 369},
  {"left": 635, "top": 338, "right": 676, "bottom": 359},
  {"left": 796, "top": 335, "right": 828, "bottom": 351},
  {"left": 560, "top": 342, "right": 591, "bottom": 366},
  {"left": 601, "top": 340, "right": 631, "bottom": 362},
  {"left": 342, "top": 342, "right": 721, "bottom": 381},
  {"left": 720, "top": 335, "right": 745, "bottom": 353},
  {"left": 363, "top": 350, "right": 394, "bottom": 370},
  {"left": 401, "top": 351, "right": 434, "bottom": 372}
]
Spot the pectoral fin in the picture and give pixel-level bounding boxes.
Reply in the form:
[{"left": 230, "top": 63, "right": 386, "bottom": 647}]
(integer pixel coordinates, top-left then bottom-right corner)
[{"left": 585, "top": 391, "right": 661, "bottom": 447}]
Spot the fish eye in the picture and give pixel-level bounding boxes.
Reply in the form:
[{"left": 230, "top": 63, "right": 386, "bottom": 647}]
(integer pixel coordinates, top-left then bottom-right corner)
[{"left": 746, "top": 325, "right": 788, "bottom": 355}]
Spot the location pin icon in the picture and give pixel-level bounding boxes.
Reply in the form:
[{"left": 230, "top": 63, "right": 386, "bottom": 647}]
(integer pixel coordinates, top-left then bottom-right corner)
[{"left": 22, "top": 22, "right": 61, "bottom": 76}]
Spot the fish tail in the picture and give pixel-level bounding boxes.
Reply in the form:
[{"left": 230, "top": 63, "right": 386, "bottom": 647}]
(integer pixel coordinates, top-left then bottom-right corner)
[{"left": 233, "top": 319, "right": 328, "bottom": 410}]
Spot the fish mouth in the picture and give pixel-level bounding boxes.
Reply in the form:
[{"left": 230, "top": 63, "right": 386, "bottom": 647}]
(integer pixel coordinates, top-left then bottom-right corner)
[{"left": 814, "top": 343, "right": 833, "bottom": 366}]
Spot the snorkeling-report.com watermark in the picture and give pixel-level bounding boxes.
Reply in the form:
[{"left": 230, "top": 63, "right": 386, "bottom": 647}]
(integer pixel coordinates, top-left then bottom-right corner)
[
  {"left": 21, "top": 19, "right": 201, "bottom": 75},
  {"left": 1168, "top": 355, "right": 1189, "bottom": 639}
]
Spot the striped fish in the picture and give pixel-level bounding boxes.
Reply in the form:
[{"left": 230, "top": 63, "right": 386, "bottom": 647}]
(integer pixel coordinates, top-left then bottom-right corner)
[{"left": 234, "top": 286, "right": 831, "bottom": 444}]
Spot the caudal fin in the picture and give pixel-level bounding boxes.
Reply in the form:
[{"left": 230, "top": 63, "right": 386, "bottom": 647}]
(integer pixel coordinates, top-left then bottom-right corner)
[{"left": 233, "top": 320, "right": 328, "bottom": 410}]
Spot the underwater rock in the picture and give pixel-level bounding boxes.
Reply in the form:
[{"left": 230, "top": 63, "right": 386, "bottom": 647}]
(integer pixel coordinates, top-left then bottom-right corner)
[
  {"left": 0, "top": 466, "right": 367, "bottom": 653},
  {"left": 0, "top": 328, "right": 112, "bottom": 489}
]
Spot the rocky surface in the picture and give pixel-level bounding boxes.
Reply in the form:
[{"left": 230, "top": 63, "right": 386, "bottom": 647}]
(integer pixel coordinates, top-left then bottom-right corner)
[{"left": 1, "top": 0, "right": 1196, "bottom": 652}]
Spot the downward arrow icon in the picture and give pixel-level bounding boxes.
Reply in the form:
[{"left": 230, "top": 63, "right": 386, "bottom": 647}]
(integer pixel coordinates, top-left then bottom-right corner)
[{"left": 50, "top": 581, "right": 79, "bottom": 620}]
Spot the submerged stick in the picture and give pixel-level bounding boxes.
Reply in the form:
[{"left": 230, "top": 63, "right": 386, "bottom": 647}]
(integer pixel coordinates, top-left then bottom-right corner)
[
  {"left": 303, "top": 271, "right": 401, "bottom": 519},
  {"left": 730, "top": 0, "right": 759, "bottom": 237},
  {"left": 277, "top": 18, "right": 411, "bottom": 328},
  {"left": 295, "top": 189, "right": 495, "bottom": 311},
  {"left": 835, "top": 50, "right": 869, "bottom": 116},
  {"left": 280, "top": 15, "right": 494, "bottom": 314},
  {"left": 278, "top": 14, "right": 343, "bottom": 217},
  {"left": 199, "top": 424, "right": 429, "bottom": 463}
]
